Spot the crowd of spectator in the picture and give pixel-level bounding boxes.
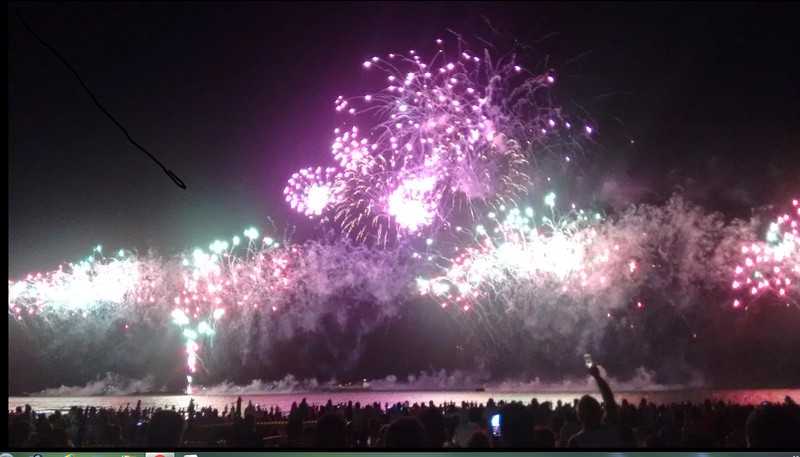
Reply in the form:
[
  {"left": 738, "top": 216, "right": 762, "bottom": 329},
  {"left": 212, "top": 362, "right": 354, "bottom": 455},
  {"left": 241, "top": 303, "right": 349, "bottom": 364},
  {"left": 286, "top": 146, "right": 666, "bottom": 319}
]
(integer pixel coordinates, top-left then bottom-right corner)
[{"left": 9, "top": 367, "right": 800, "bottom": 448}]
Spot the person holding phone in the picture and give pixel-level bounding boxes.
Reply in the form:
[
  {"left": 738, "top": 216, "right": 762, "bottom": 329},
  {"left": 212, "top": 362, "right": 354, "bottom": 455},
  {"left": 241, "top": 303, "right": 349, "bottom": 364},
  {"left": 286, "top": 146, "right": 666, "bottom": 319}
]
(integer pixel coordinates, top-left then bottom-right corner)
[{"left": 567, "top": 362, "right": 624, "bottom": 448}]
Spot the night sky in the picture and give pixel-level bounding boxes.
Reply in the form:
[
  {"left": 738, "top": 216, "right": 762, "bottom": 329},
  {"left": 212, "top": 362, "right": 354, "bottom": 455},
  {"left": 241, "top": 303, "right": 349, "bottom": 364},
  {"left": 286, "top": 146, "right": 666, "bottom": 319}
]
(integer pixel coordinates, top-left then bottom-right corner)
[{"left": 9, "top": 2, "right": 799, "bottom": 277}]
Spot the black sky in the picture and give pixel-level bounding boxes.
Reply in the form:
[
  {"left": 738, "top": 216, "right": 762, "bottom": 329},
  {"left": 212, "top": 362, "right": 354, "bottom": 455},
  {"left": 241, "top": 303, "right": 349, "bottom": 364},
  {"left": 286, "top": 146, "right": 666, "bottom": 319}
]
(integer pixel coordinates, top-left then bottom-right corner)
[{"left": 8, "top": 2, "right": 800, "bottom": 277}]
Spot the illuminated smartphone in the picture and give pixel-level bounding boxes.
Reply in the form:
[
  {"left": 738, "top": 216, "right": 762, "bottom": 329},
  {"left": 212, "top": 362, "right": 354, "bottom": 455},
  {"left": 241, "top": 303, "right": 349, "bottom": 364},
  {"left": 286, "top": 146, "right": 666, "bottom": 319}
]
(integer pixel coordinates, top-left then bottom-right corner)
[
  {"left": 584, "top": 353, "right": 593, "bottom": 368},
  {"left": 490, "top": 413, "right": 501, "bottom": 437}
]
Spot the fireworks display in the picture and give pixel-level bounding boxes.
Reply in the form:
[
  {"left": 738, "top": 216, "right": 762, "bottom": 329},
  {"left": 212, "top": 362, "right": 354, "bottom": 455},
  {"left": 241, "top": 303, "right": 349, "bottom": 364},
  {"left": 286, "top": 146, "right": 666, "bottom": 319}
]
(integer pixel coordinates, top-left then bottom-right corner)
[
  {"left": 416, "top": 192, "right": 640, "bottom": 313},
  {"left": 8, "top": 32, "right": 799, "bottom": 392},
  {"left": 731, "top": 198, "right": 800, "bottom": 309},
  {"left": 8, "top": 226, "right": 289, "bottom": 393},
  {"left": 285, "top": 37, "right": 591, "bottom": 245},
  {"left": 8, "top": 225, "right": 421, "bottom": 393},
  {"left": 10, "top": 196, "right": 798, "bottom": 390}
]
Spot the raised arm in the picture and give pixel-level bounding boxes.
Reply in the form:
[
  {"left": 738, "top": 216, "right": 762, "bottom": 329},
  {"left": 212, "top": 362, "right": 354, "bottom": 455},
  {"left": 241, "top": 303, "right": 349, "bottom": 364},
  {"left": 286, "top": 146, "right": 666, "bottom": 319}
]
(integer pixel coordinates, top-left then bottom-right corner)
[{"left": 589, "top": 364, "right": 618, "bottom": 423}]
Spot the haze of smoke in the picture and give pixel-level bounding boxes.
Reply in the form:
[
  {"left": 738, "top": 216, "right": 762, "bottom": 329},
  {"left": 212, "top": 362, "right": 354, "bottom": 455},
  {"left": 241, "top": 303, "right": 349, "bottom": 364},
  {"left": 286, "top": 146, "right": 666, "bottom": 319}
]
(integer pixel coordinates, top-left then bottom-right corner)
[
  {"left": 33, "top": 373, "right": 160, "bottom": 397},
  {"left": 183, "top": 366, "right": 704, "bottom": 395}
]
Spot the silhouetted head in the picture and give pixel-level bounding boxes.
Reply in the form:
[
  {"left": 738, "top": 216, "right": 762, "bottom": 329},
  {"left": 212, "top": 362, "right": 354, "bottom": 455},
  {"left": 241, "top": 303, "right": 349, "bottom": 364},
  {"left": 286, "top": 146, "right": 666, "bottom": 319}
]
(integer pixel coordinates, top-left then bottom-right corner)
[
  {"left": 385, "top": 416, "right": 426, "bottom": 448},
  {"left": 746, "top": 404, "right": 800, "bottom": 448},
  {"left": 414, "top": 407, "right": 444, "bottom": 447},
  {"left": 577, "top": 395, "right": 603, "bottom": 429},
  {"left": 500, "top": 403, "right": 535, "bottom": 447},
  {"left": 314, "top": 413, "right": 347, "bottom": 448},
  {"left": 35, "top": 416, "right": 52, "bottom": 434},
  {"left": 147, "top": 410, "right": 184, "bottom": 447},
  {"left": 468, "top": 407, "right": 482, "bottom": 424}
]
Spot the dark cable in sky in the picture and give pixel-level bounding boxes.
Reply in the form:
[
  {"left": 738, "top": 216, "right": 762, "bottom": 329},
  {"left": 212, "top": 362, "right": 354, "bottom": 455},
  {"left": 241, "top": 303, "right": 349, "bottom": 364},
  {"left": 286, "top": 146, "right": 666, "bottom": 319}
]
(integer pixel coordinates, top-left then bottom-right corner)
[{"left": 14, "top": 9, "right": 187, "bottom": 190}]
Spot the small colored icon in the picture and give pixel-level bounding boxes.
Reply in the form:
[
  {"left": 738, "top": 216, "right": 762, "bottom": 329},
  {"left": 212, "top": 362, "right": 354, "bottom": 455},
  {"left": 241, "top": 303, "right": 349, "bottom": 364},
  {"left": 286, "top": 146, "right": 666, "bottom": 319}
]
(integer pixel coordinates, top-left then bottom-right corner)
[{"left": 146, "top": 453, "right": 174, "bottom": 457}]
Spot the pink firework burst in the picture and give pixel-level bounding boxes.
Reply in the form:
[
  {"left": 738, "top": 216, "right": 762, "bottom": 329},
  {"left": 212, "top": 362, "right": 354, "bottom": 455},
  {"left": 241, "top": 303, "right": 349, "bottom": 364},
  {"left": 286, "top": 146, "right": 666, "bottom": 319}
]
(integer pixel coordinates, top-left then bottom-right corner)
[
  {"left": 283, "top": 166, "right": 341, "bottom": 217},
  {"left": 731, "top": 197, "right": 799, "bottom": 309},
  {"left": 387, "top": 174, "right": 440, "bottom": 233}
]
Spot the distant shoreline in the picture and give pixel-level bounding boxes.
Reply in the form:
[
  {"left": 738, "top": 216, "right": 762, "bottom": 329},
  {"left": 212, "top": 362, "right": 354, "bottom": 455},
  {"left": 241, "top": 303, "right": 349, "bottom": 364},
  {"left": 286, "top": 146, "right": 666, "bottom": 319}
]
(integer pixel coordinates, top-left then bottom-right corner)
[{"left": 10, "top": 385, "right": 800, "bottom": 398}]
